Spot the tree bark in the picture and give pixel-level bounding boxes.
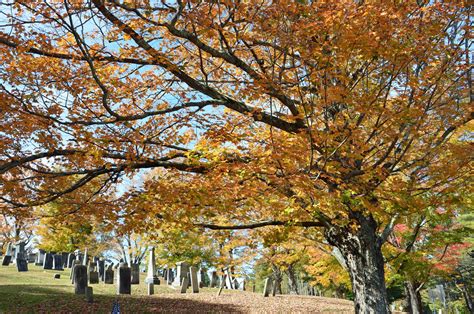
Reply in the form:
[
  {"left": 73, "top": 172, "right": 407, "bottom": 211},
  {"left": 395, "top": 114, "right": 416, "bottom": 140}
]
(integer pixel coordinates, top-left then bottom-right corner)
[
  {"left": 271, "top": 264, "right": 283, "bottom": 295},
  {"left": 326, "top": 212, "right": 390, "bottom": 314},
  {"left": 405, "top": 280, "right": 423, "bottom": 314},
  {"left": 285, "top": 265, "right": 300, "bottom": 295}
]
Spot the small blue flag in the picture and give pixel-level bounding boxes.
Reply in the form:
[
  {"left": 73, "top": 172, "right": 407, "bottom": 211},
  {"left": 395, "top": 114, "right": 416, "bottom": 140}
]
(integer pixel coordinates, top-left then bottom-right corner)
[{"left": 111, "top": 300, "right": 120, "bottom": 314}]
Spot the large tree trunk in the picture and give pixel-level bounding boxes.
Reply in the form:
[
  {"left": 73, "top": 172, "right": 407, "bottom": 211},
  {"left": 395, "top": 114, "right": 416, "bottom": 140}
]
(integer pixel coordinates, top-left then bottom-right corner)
[
  {"left": 326, "top": 212, "right": 390, "bottom": 314},
  {"left": 285, "top": 265, "right": 299, "bottom": 295},
  {"left": 405, "top": 280, "right": 423, "bottom": 314}
]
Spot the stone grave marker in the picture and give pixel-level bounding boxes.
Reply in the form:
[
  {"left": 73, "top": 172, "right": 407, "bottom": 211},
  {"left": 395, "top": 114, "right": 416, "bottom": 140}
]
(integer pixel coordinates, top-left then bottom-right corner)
[
  {"left": 82, "top": 248, "right": 88, "bottom": 266},
  {"left": 74, "top": 265, "right": 88, "bottom": 295},
  {"left": 145, "top": 247, "right": 160, "bottom": 285},
  {"left": 2, "top": 255, "right": 12, "bottom": 266},
  {"left": 16, "top": 258, "right": 28, "bottom": 272},
  {"left": 131, "top": 263, "right": 140, "bottom": 284},
  {"left": 172, "top": 261, "right": 189, "bottom": 286},
  {"left": 53, "top": 254, "right": 64, "bottom": 270},
  {"left": 89, "top": 271, "right": 99, "bottom": 284},
  {"left": 180, "top": 276, "right": 189, "bottom": 293},
  {"left": 13, "top": 241, "right": 26, "bottom": 263},
  {"left": 36, "top": 249, "right": 45, "bottom": 266},
  {"left": 209, "top": 271, "right": 218, "bottom": 288},
  {"left": 86, "top": 287, "right": 93, "bottom": 303},
  {"left": 43, "top": 253, "right": 53, "bottom": 270},
  {"left": 263, "top": 277, "right": 273, "bottom": 297},
  {"left": 189, "top": 266, "right": 199, "bottom": 293},
  {"left": 27, "top": 253, "right": 36, "bottom": 263},
  {"left": 70, "top": 260, "right": 81, "bottom": 282},
  {"left": 117, "top": 263, "right": 131, "bottom": 294},
  {"left": 104, "top": 264, "right": 114, "bottom": 284},
  {"left": 66, "top": 253, "right": 75, "bottom": 268}
]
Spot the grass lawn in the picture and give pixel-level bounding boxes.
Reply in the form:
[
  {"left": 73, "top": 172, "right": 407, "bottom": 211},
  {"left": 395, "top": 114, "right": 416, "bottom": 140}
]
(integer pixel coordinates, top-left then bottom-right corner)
[{"left": 0, "top": 261, "right": 354, "bottom": 313}]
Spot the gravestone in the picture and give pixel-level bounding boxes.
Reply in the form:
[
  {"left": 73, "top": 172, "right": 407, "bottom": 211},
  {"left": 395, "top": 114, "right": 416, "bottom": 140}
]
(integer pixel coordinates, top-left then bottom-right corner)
[
  {"left": 13, "top": 241, "right": 26, "bottom": 264},
  {"left": 198, "top": 268, "right": 207, "bottom": 288},
  {"left": 189, "top": 266, "right": 199, "bottom": 293},
  {"left": 263, "top": 278, "right": 273, "bottom": 297},
  {"left": 147, "top": 283, "right": 154, "bottom": 295},
  {"left": 70, "top": 260, "right": 81, "bottom": 282},
  {"left": 180, "top": 277, "right": 189, "bottom": 293},
  {"left": 74, "top": 265, "right": 88, "bottom": 295},
  {"left": 16, "top": 258, "right": 28, "bottom": 272},
  {"left": 145, "top": 247, "right": 160, "bottom": 284},
  {"left": 54, "top": 273, "right": 61, "bottom": 279},
  {"left": 53, "top": 254, "right": 64, "bottom": 270},
  {"left": 167, "top": 268, "right": 174, "bottom": 285},
  {"left": 2, "top": 255, "right": 12, "bottom": 266},
  {"left": 209, "top": 271, "right": 218, "bottom": 288},
  {"left": 97, "top": 259, "right": 105, "bottom": 281},
  {"left": 43, "top": 253, "right": 53, "bottom": 270},
  {"left": 172, "top": 261, "right": 189, "bottom": 287},
  {"left": 82, "top": 248, "right": 88, "bottom": 266},
  {"left": 27, "top": 253, "right": 36, "bottom": 263},
  {"left": 61, "top": 252, "right": 68, "bottom": 268},
  {"left": 36, "top": 249, "right": 45, "bottom": 266},
  {"left": 104, "top": 265, "right": 114, "bottom": 284},
  {"left": 117, "top": 263, "right": 131, "bottom": 294},
  {"left": 131, "top": 263, "right": 140, "bottom": 284},
  {"left": 86, "top": 287, "right": 93, "bottom": 303},
  {"left": 89, "top": 271, "right": 99, "bottom": 284},
  {"left": 66, "top": 253, "right": 75, "bottom": 268},
  {"left": 224, "top": 267, "right": 234, "bottom": 289},
  {"left": 5, "top": 242, "right": 12, "bottom": 255}
]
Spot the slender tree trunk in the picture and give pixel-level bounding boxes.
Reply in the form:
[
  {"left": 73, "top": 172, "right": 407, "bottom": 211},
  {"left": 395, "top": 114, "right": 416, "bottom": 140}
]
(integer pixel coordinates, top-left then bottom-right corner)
[
  {"left": 405, "top": 280, "right": 423, "bottom": 314},
  {"left": 326, "top": 212, "right": 390, "bottom": 314},
  {"left": 285, "top": 265, "right": 299, "bottom": 295},
  {"left": 271, "top": 264, "right": 283, "bottom": 295}
]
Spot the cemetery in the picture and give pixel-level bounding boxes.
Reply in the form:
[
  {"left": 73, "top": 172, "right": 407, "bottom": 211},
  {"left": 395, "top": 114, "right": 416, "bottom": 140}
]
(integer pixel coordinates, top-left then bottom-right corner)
[
  {"left": 0, "top": 245, "right": 355, "bottom": 313},
  {"left": 0, "top": 1, "right": 473, "bottom": 313}
]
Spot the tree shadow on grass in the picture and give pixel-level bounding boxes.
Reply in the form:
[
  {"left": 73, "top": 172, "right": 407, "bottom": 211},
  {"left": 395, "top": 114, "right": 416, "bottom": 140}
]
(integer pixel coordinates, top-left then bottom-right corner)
[{"left": 0, "top": 284, "right": 244, "bottom": 313}]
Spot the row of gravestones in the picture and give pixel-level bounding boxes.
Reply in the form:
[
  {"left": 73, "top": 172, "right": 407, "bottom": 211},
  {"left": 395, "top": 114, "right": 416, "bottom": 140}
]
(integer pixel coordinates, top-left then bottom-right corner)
[
  {"left": 1, "top": 241, "right": 29, "bottom": 271},
  {"left": 71, "top": 247, "right": 160, "bottom": 295},
  {"left": 162, "top": 262, "right": 245, "bottom": 292}
]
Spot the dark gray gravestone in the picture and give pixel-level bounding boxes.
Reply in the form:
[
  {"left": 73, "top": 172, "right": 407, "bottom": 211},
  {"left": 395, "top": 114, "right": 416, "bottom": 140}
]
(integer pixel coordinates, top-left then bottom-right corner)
[
  {"left": 131, "top": 263, "right": 140, "bottom": 285},
  {"left": 43, "top": 253, "right": 53, "bottom": 269},
  {"left": 61, "top": 252, "right": 68, "bottom": 268},
  {"left": 13, "top": 241, "right": 26, "bottom": 263},
  {"left": 86, "top": 287, "right": 93, "bottom": 303},
  {"left": 2, "top": 256, "right": 12, "bottom": 266},
  {"left": 117, "top": 264, "right": 131, "bottom": 294},
  {"left": 66, "top": 253, "right": 75, "bottom": 268},
  {"left": 54, "top": 273, "right": 61, "bottom": 279},
  {"left": 74, "top": 265, "right": 88, "bottom": 294},
  {"left": 189, "top": 266, "right": 199, "bottom": 293},
  {"left": 16, "top": 258, "right": 28, "bottom": 272},
  {"left": 97, "top": 260, "right": 105, "bottom": 281},
  {"left": 89, "top": 271, "right": 99, "bottom": 284},
  {"left": 53, "top": 254, "right": 64, "bottom": 270},
  {"left": 180, "top": 277, "right": 189, "bottom": 293},
  {"left": 104, "top": 268, "right": 114, "bottom": 284}
]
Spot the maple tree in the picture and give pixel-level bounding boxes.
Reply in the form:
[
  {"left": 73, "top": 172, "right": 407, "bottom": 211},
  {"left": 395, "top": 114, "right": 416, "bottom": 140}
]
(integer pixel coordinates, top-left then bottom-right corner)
[{"left": 0, "top": 1, "right": 472, "bottom": 312}]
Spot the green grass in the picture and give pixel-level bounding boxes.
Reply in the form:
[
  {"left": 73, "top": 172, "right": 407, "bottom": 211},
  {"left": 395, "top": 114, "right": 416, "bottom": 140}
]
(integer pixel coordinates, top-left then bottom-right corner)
[{"left": 0, "top": 262, "right": 178, "bottom": 313}]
